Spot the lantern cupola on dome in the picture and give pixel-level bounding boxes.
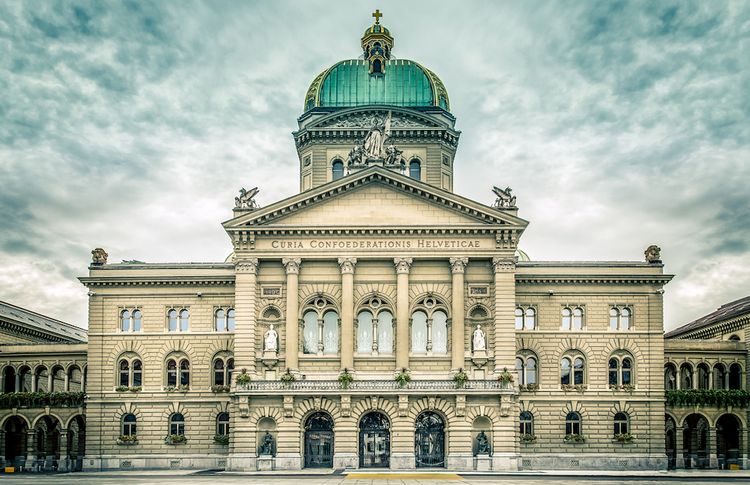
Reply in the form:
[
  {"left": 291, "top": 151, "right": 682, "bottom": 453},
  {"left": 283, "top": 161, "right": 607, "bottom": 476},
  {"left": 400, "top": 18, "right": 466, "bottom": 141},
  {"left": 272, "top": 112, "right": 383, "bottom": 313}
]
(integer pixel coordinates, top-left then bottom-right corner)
[{"left": 361, "top": 9, "right": 393, "bottom": 74}]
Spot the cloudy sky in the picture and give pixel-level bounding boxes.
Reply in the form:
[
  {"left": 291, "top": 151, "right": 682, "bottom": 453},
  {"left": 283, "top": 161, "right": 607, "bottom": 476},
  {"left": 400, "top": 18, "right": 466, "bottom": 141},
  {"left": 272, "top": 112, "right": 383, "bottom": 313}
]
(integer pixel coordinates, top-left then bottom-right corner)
[{"left": 1, "top": 1, "right": 748, "bottom": 332}]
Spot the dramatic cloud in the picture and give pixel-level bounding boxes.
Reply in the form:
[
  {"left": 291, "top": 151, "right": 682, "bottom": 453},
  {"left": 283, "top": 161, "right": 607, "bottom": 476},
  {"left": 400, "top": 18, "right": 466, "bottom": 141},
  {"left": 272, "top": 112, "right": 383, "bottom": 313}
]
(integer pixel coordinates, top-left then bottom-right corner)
[{"left": 0, "top": 1, "right": 747, "bottom": 331}]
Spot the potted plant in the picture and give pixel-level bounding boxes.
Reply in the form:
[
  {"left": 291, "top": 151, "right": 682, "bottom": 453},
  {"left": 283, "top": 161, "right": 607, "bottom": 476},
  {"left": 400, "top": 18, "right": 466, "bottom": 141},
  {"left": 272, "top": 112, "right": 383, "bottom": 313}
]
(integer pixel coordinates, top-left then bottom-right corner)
[
  {"left": 563, "top": 433, "right": 586, "bottom": 443},
  {"left": 614, "top": 433, "right": 634, "bottom": 443},
  {"left": 520, "top": 383, "right": 539, "bottom": 392},
  {"left": 211, "top": 385, "right": 231, "bottom": 393},
  {"left": 117, "top": 435, "right": 138, "bottom": 445},
  {"left": 394, "top": 368, "right": 411, "bottom": 388},
  {"left": 498, "top": 367, "right": 514, "bottom": 386},
  {"left": 452, "top": 368, "right": 469, "bottom": 389},
  {"left": 164, "top": 385, "right": 177, "bottom": 392},
  {"left": 115, "top": 385, "right": 129, "bottom": 392},
  {"left": 520, "top": 434, "right": 536, "bottom": 444},
  {"left": 280, "top": 369, "right": 296, "bottom": 387},
  {"left": 338, "top": 368, "right": 354, "bottom": 389},
  {"left": 213, "top": 434, "right": 230, "bottom": 445},
  {"left": 236, "top": 368, "right": 252, "bottom": 385},
  {"left": 165, "top": 434, "right": 187, "bottom": 445}
]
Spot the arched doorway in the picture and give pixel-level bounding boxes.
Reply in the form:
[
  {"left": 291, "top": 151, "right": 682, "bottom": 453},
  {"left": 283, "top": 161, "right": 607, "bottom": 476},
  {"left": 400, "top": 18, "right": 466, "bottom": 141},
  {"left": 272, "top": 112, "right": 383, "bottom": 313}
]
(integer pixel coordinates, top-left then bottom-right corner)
[
  {"left": 34, "top": 415, "right": 60, "bottom": 471},
  {"left": 304, "top": 412, "right": 334, "bottom": 468},
  {"left": 68, "top": 415, "right": 86, "bottom": 471},
  {"left": 415, "top": 411, "right": 445, "bottom": 468},
  {"left": 3, "top": 417, "right": 27, "bottom": 468},
  {"left": 665, "top": 415, "right": 677, "bottom": 470},
  {"left": 717, "top": 414, "right": 741, "bottom": 469},
  {"left": 359, "top": 412, "right": 390, "bottom": 468},
  {"left": 683, "top": 414, "right": 709, "bottom": 469}
]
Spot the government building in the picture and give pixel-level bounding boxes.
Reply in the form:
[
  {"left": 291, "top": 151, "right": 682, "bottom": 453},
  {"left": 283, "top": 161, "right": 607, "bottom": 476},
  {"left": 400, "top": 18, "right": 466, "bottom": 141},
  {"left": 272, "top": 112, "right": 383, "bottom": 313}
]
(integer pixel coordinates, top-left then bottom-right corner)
[{"left": 1, "top": 12, "right": 748, "bottom": 473}]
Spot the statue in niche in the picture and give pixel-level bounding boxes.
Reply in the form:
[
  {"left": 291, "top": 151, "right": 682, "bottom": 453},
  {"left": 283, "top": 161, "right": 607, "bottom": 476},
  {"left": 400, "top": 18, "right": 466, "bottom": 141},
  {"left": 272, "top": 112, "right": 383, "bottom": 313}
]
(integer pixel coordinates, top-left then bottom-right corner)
[
  {"left": 476, "top": 431, "right": 491, "bottom": 455},
  {"left": 258, "top": 431, "right": 275, "bottom": 456},
  {"left": 264, "top": 324, "right": 278, "bottom": 352},
  {"left": 473, "top": 325, "right": 486, "bottom": 351}
]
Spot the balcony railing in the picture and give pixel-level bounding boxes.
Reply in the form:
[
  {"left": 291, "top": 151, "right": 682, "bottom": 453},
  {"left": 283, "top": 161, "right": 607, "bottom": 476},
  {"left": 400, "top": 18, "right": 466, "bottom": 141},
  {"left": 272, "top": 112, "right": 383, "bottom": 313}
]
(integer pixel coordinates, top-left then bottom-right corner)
[{"left": 237, "top": 379, "right": 514, "bottom": 393}]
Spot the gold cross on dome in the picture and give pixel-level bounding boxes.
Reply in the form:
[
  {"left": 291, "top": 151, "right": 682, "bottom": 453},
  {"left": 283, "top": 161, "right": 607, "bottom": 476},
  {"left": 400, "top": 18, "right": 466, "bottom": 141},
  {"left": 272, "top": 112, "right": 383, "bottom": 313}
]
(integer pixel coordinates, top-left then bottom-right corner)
[{"left": 372, "top": 9, "right": 383, "bottom": 24}]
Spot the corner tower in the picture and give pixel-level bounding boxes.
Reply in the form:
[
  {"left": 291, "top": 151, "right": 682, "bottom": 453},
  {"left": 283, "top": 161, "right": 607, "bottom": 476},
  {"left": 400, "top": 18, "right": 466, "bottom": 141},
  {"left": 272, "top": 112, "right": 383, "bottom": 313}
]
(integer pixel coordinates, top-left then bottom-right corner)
[{"left": 294, "top": 11, "right": 460, "bottom": 192}]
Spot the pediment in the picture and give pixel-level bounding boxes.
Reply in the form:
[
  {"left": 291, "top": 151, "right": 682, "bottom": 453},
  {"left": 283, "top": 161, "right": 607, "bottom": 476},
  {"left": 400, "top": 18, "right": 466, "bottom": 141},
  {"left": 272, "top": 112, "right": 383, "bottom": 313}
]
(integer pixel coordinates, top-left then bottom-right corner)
[{"left": 224, "top": 167, "right": 528, "bottom": 232}]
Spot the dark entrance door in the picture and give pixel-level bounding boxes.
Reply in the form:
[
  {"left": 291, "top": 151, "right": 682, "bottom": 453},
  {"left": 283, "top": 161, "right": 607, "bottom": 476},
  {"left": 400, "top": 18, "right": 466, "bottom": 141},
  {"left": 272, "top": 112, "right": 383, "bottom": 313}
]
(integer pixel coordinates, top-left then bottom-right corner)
[
  {"left": 359, "top": 412, "right": 390, "bottom": 468},
  {"left": 304, "top": 412, "right": 334, "bottom": 468},
  {"left": 415, "top": 411, "right": 445, "bottom": 468}
]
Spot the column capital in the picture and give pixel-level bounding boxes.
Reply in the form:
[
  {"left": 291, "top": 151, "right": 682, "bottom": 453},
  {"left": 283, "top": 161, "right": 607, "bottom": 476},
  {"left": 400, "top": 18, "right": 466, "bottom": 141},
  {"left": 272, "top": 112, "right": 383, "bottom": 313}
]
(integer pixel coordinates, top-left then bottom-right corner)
[
  {"left": 282, "top": 258, "right": 302, "bottom": 274},
  {"left": 235, "top": 259, "right": 259, "bottom": 274},
  {"left": 338, "top": 257, "right": 357, "bottom": 274},
  {"left": 492, "top": 257, "right": 516, "bottom": 273},
  {"left": 394, "top": 257, "right": 413, "bottom": 274},
  {"left": 449, "top": 257, "right": 469, "bottom": 274}
]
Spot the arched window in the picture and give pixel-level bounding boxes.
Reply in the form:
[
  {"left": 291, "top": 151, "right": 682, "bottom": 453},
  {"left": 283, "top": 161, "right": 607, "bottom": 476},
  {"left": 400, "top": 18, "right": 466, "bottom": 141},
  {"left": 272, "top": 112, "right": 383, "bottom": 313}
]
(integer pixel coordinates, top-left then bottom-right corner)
[
  {"left": 561, "top": 308, "right": 571, "bottom": 330},
  {"left": 356, "top": 297, "right": 394, "bottom": 355},
  {"left": 609, "top": 354, "right": 634, "bottom": 388},
  {"left": 133, "top": 359, "right": 142, "bottom": 387},
  {"left": 561, "top": 354, "right": 585, "bottom": 386},
  {"left": 664, "top": 363, "right": 677, "bottom": 390},
  {"left": 411, "top": 311, "right": 427, "bottom": 353},
  {"left": 409, "top": 159, "right": 421, "bottom": 180},
  {"left": 516, "top": 354, "right": 538, "bottom": 386},
  {"left": 212, "top": 355, "right": 234, "bottom": 387},
  {"left": 729, "top": 363, "right": 742, "bottom": 390},
  {"left": 132, "top": 309, "right": 142, "bottom": 331},
  {"left": 121, "top": 310, "right": 131, "bottom": 332},
  {"left": 167, "top": 359, "right": 178, "bottom": 387},
  {"left": 432, "top": 310, "right": 448, "bottom": 354},
  {"left": 729, "top": 334, "right": 741, "bottom": 341},
  {"left": 372, "top": 59, "right": 382, "bottom": 74},
  {"left": 169, "top": 413, "right": 185, "bottom": 436},
  {"left": 614, "top": 412, "right": 629, "bottom": 436},
  {"left": 378, "top": 310, "right": 393, "bottom": 353},
  {"left": 216, "top": 412, "right": 230, "bottom": 437},
  {"left": 697, "top": 363, "right": 710, "bottom": 389},
  {"left": 680, "top": 363, "right": 693, "bottom": 389},
  {"left": 180, "top": 360, "right": 190, "bottom": 386},
  {"left": 332, "top": 159, "right": 344, "bottom": 180},
  {"left": 179, "top": 309, "right": 189, "bottom": 331},
  {"left": 565, "top": 412, "right": 582, "bottom": 436},
  {"left": 119, "top": 360, "right": 130, "bottom": 387},
  {"left": 168, "top": 309, "right": 178, "bottom": 332},
  {"left": 213, "top": 359, "right": 225, "bottom": 386},
  {"left": 19, "top": 366, "right": 32, "bottom": 392},
  {"left": 165, "top": 356, "right": 190, "bottom": 389},
  {"left": 68, "top": 366, "right": 82, "bottom": 392},
  {"left": 357, "top": 310, "right": 373, "bottom": 354},
  {"left": 122, "top": 414, "right": 137, "bottom": 437},
  {"left": 572, "top": 307, "right": 584, "bottom": 330},
  {"left": 713, "top": 363, "right": 727, "bottom": 390},
  {"left": 215, "top": 309, "right": 226, "bottom": 332},
  {"left": 520, "top": 411, "right": 534, "bottom": 436},
  {"left": 227, "top": 309, "right": 235, "bottom": 331},
  {"left": 515, "top": 307, "right": 536, "bottom": 330},
  {"left": 610, "top": 307, "right": 632, "bottom": 330},
  {"left": 301, "top": 297, "right": 339, "bottom": 355}
]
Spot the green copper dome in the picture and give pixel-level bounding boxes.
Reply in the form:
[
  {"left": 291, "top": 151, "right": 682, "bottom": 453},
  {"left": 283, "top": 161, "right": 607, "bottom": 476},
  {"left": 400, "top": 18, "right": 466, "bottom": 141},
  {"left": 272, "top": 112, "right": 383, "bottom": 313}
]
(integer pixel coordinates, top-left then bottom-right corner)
[{"left": 304, "top": 59, "right": 450, "bottom": 112}]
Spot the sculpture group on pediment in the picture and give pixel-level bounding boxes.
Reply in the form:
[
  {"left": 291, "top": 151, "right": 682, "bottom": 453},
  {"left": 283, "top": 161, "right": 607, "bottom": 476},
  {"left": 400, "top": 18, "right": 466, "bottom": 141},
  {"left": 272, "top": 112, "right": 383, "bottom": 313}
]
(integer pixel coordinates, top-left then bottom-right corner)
[
  {"left": 235, "top": 187, "right": 260, "bottom": 210},
  {"left": 492, "top": 186, "right": 517, "bottom": 209}
]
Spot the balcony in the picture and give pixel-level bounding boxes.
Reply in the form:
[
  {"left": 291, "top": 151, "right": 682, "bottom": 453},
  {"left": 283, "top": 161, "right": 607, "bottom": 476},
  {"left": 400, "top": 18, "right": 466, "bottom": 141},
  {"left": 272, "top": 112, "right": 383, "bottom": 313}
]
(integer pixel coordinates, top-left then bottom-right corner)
[
  {"left": 236, "top": 379, "right": 515, "bottom": 395},
  {"left": 0, "top": 391, "right": 86, "bottom": 409}
]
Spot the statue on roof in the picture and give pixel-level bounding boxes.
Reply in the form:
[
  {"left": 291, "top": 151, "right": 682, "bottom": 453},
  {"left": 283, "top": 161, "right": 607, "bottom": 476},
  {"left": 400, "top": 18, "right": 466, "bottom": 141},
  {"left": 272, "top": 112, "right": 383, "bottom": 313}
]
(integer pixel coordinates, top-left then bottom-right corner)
[
  {"left": 645, "top": 245, "right": 661, "bottom": 264},
  {"left": 362, "top": 112, "right": 392, "bottom": 159},
  {"left": 91, "top": 248, "right": 108, "bottom": 265},
  {"left": 492, "top": 186, "right": 517, "bottom": 209},
  {"left": 235, "top": 187, "right": 260, "bottom": 210}
]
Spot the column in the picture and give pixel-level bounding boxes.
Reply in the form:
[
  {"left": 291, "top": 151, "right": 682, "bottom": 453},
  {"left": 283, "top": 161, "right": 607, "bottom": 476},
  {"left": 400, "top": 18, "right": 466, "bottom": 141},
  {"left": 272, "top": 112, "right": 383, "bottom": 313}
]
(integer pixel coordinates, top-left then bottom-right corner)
[
  {"left": 338, "top": 258, "right": 357, "bottom": 371},
  {"left": 234, "top": 259, "right": 259, "bottom": 376},
  {"left": 26, "top": 429, "right": 36, "bottom": 471},
  {"left": 283, "top": 258, "right": 301, "bottom": 371},
  {"left": 394, "top": 258, "right": 413, "bottom": 370},
  {"left": 14, "top": 372, "right": 20, "bottom": 392},
  {"left": 58, "top": 429, "right": 69, "bottom": 472},
  {"left": 492, "top": 257, "right": 517, "bottom": 373},
  {"left": 709, "top": 426, "right": 718, "bottom": 468},
  {"left": 450, "top": 258, "right": 468, "bottom": 371}
]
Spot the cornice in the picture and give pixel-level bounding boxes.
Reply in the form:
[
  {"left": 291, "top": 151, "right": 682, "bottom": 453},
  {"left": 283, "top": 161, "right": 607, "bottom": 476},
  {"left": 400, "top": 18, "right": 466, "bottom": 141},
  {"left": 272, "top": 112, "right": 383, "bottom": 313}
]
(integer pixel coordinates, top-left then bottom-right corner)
[
  {"left": 0, "top": 320, "right": 73, "bottom": 344},
  {"left": 667, "top": 314, "right": 750, "bottom": 340},
  {"left": 515, "top": 274, "right": 674, "bottom": 285},
  {"left": 79, "top": 275, "right": 235, "bottom": 288}
]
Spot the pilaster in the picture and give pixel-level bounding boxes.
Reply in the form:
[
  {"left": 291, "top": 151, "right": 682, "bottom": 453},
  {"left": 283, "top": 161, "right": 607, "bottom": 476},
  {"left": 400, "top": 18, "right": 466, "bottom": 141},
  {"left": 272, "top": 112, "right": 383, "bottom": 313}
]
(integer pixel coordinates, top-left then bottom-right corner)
[
  {"left": 394, "top": 258, "right": 413, "bottom": 370},
  {"left": 492, "top": 257, "right": 516, "bottom": 373},
  {"left": 339, "top": 257, "right": 357, "bottom": 370},
  {"left": 234, "top": 259, "right": 259, "bottom": 375},
  {"left": 450, "top": 257, "right": 468, "bottom": 371},
  {"left": 283, "top": 258, "right": 302, "bottom": 371}
]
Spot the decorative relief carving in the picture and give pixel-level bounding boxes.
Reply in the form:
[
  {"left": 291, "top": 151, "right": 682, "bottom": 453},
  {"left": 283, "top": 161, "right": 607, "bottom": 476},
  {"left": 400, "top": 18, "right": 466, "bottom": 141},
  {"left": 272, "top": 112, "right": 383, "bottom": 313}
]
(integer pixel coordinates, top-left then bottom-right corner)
[
  {"left": 282, "top": 258, "right": 301, "bottom": 275},
  {"left": 338, "top": 257, "right": 358, "bottom": 274},
  {"left": 492, "top": 257, "right": 516, "bottom": 273},
  {"left": 449, "top": 257, "right": 468, "bottom": 274},
  {"left": 239, "top": 396, "right": 250, "bottom": 418},
  {"left": 393, "top": 257, "right": 413, "bottom": 275},
  {"left": 398, "top": 395, "right": 408, "bottom": 417},
  {"left": 499, "top": 394, "right": 511, "bottom": 417},
  {"left": 283, "top": 395, "right": 294, "bottom": 418},
  {"left": 340, "top": 395, "right": 351, "bottom": 417},
  {"left": 235, "top": 259, "right": 259, "bottom": 274},
  {"left": 455, "top": 395, "right": 466, "bottom": 417},
  {"left": 318, "top": 111, "right": 438, "bottom": 129}
]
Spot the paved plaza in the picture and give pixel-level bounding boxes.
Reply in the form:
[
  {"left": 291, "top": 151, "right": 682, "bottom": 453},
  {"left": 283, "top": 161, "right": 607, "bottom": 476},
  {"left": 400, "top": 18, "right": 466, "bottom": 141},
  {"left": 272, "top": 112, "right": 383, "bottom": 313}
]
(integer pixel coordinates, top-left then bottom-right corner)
[{"left": 2, "top": 471, "right": 750, "bottom": 485}]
